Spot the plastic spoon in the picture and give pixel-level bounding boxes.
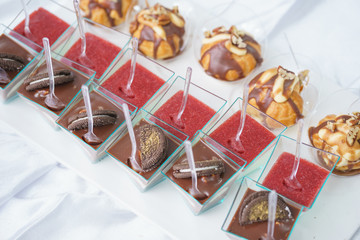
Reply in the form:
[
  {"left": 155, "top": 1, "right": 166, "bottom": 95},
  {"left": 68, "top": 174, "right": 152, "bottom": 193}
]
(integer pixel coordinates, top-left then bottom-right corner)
[
  {"left": 230, "top": 80, "right": 250, "bottom": 153},
  {"left": 73, "top": 0, "right": 94, "bottom": 68},
  {"left": 43, "top": 37, "right": 66, "bottom": 111},
  {"left": 122, "top": 103, "right": 142, "bottom": 171},
  {"left": 120, "top": 38, "right": 138, "bottom": 98},
  {"left": 171, "top": 67, "right": 192, "bottom": 129},
  {"left": 184, "top": 140, "right": 207, "bottom": 200},
  {"left": 81, "top": 85, "right": 102, "bottom": 145},
  {"left": 266, "top": 190, "right": 277, "bottom": 240},
  {"left": 21, "top": 0, "right": 33, "bottom": 38}
]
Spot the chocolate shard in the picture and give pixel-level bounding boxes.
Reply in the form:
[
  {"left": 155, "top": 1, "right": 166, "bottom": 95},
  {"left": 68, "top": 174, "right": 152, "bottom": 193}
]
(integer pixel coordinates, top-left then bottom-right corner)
[
  {"left": 68, "top": 109, "right": 117, "bottom": 130},
  {"left": 138, "top": 124, "right": 168, "bottom": 172},
  {"left": 0, "top": 53, "right": 26, "bottom": 71},
  {"left": 172, "top": 157, "right": 225, "bottom": 179},
  {"left": 24, "top": 69, "right": 74, "bottom": 91},
  {"left": 239, "top": 191, "right": 293, "bottom": 226}
]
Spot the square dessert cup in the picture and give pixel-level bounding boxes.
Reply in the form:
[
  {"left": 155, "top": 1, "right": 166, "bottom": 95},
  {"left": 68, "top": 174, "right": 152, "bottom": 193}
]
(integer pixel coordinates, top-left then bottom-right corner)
[
  {"left": 52, "top": 18, "right": 132, "bottom": 79},
  {"left": 202, "top": 97, "right": 287, "bottom": 175},
  {"left": 17, "top": 50, "right": 96, "bottom": 127},
  {"left": 142, "top": 75, "right": 227, "bottom": 140},
  {"left": 222, "top": 177, "right": 303, "bottom": 240},
  {"left": 0, "top": 24, "right": 42, "bottom": 101},
  {"left": 56, "top": 81, "right": 137, "bottom": 163},
  {"left": 106, "top": 108, "right": 188, "bottom": 191},
  {"left": 257, "top": 135, "right": 340, "bottom": 210},
  {"left": 162, "top": 130, "right": 246, "bottom": 215},
  {"left": 96, "top": 46, "right": 175, "bottom": 108},
  {"left": 8, "top": 0, "right": 76, "bottom": 46}
]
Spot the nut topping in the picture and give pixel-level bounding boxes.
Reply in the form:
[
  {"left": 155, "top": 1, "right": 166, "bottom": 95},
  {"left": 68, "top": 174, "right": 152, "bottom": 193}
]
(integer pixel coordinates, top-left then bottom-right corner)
[
  {"left": 212, "top": 26, "right": 227, "bottom": 34},
  {"left": 326, "top": 121, "right": 336, "bottom": 132},
  {"left": 231, "top": 34, "right": 246, "bottom": 48},
  {"left": 278, "top": 66, "right": 296, "bottom": 80},
  {"left": 346, "top": 117, "right": 359, "bottom": 127},
  {"left": 347, "top": 126, "right": 360, "bottom": 147}
]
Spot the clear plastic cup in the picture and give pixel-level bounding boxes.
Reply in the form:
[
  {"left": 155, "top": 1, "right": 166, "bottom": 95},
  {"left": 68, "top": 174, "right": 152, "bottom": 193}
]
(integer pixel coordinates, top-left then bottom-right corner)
[{"left": 56, "top": 81, "right": 137, "bottom": 163}]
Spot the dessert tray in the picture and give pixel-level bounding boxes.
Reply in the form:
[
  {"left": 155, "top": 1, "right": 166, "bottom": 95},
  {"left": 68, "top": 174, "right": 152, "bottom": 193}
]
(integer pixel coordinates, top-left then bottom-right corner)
[{"left": 1, "top": 0, "right": 360, "bottom": 239}]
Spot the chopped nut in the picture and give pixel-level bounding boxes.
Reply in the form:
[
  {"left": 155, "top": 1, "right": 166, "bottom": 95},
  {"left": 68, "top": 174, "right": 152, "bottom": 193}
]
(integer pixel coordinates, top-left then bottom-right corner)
[
  {"left": 277, "top": 66, "right": 296, "bottom": 80},
  {"left": 346, "top": 117, "right": 359, "bottom": 126},
  {"left": 347, "top": 126, "right": 360, "bottom": 147},
  {"left": 230, "top": 25, "right": 245, "bottom": 37},
  {"left": 204, "top": 30, "right": 211, "bottom": 38},
  {"left": 326, "top": 121, "right": 336, "bottom": 132},
  {"left": 231, "top": 34, "right": 246, "bottom": 48},
  {"left": 212, "top": 26, "right": 227, "bottom": 34},
  {"left": 353, "top": 112, "right": 360, "bottom": 119},
  {"left": 172, "top": 6, "right": 179, "bottom": 14}
]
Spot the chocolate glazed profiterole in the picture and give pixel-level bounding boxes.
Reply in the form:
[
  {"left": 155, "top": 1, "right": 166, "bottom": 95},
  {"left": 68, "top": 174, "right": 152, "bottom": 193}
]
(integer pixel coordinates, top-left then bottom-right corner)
[
  {"left": 309, "top": 112, "right": 360, "bottom": 176},
  {"left": 248, "top": 66, "right": 309, "bottom": 127},
  {"left": 80, "top": 0, "right": 133, "bottom": 27},
  {"left": 200, "top": 26, "right": 262, "bottom": 81},
  {"left": 129, "top": 3, "right": 185, "bottom": 59}
]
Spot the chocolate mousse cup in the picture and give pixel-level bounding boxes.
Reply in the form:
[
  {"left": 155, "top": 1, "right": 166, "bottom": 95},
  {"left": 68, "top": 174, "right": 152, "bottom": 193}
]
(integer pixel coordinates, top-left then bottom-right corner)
[
  {"left": 17, "top": 51, "right": 96, "bottom": 127},
  {"left": 56, "top": 81, "right": 137, "bottom": 162},
  {"left": 202, "top": 97, "right": 287, "bottom": 176},
  {"left": 0, "top": 24, "right": 42, "bottom": 101},
  {"left": 106, "top": 108, "right": 188, "bottom": 191},
  {"left": 222, "top": 177, "right": 303, "bottom": 240},
  {"left": 162, "top": 130, "right": 245, "bottom": 215}
]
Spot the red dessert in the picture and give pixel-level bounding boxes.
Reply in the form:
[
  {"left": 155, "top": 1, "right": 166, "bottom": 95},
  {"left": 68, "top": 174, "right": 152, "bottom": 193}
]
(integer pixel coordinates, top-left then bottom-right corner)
[
  {"left": 210, "top": 111, "right": 276, "bottom": 165},
  {"left": 64, "top": 33, "right": 121, "bottom": 78},
  {"left": 13, "top": 7, "right": 70, "bottom": 46},
  {"left": 154, "top": 91, "right": 216, "bottom": 137},
  {"left": 263, "top": 152, "right": 329, "bottom": 207},
  {"left": 101, "top": 61, "right": 165, "bottom": 108}
]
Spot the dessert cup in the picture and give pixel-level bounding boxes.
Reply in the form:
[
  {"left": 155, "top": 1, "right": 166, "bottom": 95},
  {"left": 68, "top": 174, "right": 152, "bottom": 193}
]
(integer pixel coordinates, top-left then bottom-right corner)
[
  {"left": 257, "top": 135, "right": 340, "bottom": 209},
  {"left": 52, "top": 18, "right": 131, "bottom": 79},
  {"left": 202, "top": 97, "right": 286, "bottom": 175},
  {"left": 56, "top": 81, "right": 137, "bottom": 163},
  {"left": 222, "top": 177, "right": 303, "bottom": 240},
  {"left": 97, "top": 46, "right": 175, "bottom": 108},
  {"left": 124, "top": 0, "right": 194, "bottom": 60},
  {"left": 8, "top": 0, "right": 76, "bottom": 46},
  {"left": 162, "top": 130, "right": 245, "bottom": 215},
  {"left": 142, "top": 75, "right": 227, "bottom": 139},
  {"left": 194, "top": 2, "right": 267, "bottom": 81},
  {"left": 0, "top": 24, "right": 42, "bottom": 101},
  {"left": 106, "top": 108, "right": 188, "bottom": 191},
  {"left": 17, "top": 50, "right": 96, "bottom": 127},
  {"left": 308, "top": 88, "right": 360, "bottom": 176}
]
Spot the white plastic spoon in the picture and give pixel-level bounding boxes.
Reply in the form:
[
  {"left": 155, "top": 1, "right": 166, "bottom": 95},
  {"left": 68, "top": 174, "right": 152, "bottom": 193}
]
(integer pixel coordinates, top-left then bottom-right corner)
[
  {"left": 120, "top": 38, "right": 138, "bottom": 98},
  {"left": 21, "top": 0, "right": 33, "bottom": 38}
]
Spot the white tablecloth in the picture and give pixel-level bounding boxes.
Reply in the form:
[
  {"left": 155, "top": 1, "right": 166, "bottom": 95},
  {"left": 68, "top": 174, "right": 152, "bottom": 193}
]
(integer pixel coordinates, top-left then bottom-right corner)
[{"left": 0, "top": 0, "right": 359, "bottom": 239}]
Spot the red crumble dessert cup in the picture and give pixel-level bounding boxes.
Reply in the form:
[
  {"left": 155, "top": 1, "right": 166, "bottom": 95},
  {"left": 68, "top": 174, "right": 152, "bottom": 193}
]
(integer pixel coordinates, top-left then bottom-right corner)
[
  {"left": 202, "top": 97, "right": 286, "bottom": 175},
  {"left": 0, "top": 24, "right": 42, "bottom": 101},
  {"left": 162, "top": 130, "right": 245, "bottom": 215},
  {"left": 17, "top": 50, "right": 96, "bottom": 127},
  {"left": 257, "top": 135, "right": 340, "bottom": 209},
  {"left": 106, "top": 108, "right": 188, "bottom": 191},
  {"left": 222, "top": 177, "right": 303, "bottom": 240},
  {"left": 56, "top": 81, "right": 137, "bottom": 162},
  {"left": 52, "top": 18, "right": 131, "bottom": 79},
  {"left": 98, "top": 46, "right": 175, "bottom": 109},
  {"left": 8, "top": 0, "right": 76, "bottom": 46},
  {"left": 142, "top": 75, "right": 227, "bottom": 139}
]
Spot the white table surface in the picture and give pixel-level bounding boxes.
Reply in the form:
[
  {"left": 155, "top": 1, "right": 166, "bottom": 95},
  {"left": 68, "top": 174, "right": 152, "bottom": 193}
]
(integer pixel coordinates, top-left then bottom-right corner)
[{"left": 0, "top": 0, "right": 360, "bottom": 239}]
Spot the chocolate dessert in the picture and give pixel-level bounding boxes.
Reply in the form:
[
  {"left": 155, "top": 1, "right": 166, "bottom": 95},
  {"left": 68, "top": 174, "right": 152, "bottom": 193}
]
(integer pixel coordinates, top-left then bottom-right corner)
[
  {"left": 17, "top": 58, "right": 90, "bottom": 115},
  {"left": 227, "top": 189, "right": 300, "bottom": 240},
  {"left": 107, "top": 119, "right": 181, "bottom": 180},
  {"left": 0, "top": 34, "right": 34, "bottom": 88},
  {"left": 80, "top": 0, "right": 133, "bottom": 27},
  {"left": 167, "top": 139, "right": 237, "bottom": 203},
  {"left": 248, "top": 66, "right": 307, "bottom": 127},
  {"left": 309, "top": 112, "right": 360, "bottom": 175},
  {"left": 57, "top": 90, "right": 125, "bottom": 149},
  {"left": 129, "top": 3, "right": 185, "bottom": 59},
  {"left": 200, "top": 26, "right": 262, "bottom": 81}
]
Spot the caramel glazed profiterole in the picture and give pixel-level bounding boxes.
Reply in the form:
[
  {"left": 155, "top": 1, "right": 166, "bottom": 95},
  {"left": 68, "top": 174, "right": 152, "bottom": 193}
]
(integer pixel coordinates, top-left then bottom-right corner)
[
  {"left": 200, "top": 26, "right": 262, "bottom": 81},
  {"left": 247, "top": 66, "right": 309, "bottom": 127},
  {"left": 309, "top": 112, "right": 360, "bottom": 176},
  {"left": 129, "top": 3, "right": 185, "bottom": 59}
]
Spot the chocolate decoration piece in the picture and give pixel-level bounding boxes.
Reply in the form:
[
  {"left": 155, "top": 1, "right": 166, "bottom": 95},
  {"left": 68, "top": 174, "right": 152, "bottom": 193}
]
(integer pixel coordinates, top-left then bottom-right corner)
[
  {"left": 0, "top": 53, "right": 26, "bottom": 71},
  {"left": 173, "top": 157, "right": 225, "bottom": 179},
  {"left": 68, "top": 109, "right": 117, "bottom": 130},
  {"left": 24, "top": 69, "right": 74, "bottom": 91},
  {"left": 138, "top": 124, "right": 168, "bottom": 172},
  {"left": 239, "top": 191, "right": 293, "bottom": 226}
]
